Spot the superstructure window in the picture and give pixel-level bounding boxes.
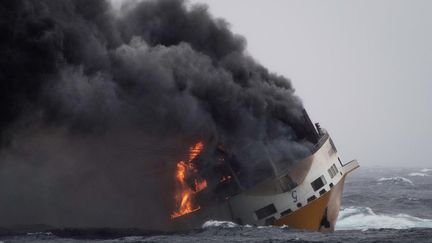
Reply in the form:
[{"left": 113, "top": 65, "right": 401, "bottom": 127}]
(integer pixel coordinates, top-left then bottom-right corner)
[
  {"left": 327, "top": 164, "right": 339, "bottom": 178},
  {"left": 255, "top": 204, "right": 277, "bottom": 220},
  {"left": 311, "top": 175, "right": 327, "bottom": 191}
]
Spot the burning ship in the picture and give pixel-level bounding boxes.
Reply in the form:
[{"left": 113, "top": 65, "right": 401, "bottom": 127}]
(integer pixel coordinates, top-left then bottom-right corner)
[
  {"left": 0, "top": 0, "right": 359, "bottom": 231},
  {"left": 171, "top": 110, "right": 359, "bottom": 232}
]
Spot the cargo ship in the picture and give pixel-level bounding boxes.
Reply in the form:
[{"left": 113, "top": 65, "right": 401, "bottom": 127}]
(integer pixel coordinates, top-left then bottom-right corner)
[{"left": 171, "top": 110, "right": 359, "bottom": 232}]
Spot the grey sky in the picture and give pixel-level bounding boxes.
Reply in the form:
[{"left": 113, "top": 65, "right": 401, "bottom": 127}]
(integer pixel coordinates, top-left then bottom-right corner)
[
  {"left": 185, "top": 0, "right": 432, "bottom": 168},
  {"left": 111, "top": 0, "right": 432, "bottom": 167}
]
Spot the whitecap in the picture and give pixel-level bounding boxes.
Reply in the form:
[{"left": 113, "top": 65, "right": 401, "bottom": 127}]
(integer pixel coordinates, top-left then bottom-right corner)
[
  {"left": 377, "top": 176, "right": 414, "bottom": 185},
  {"left": 408, "top": 172, "right": 428, "bottom": 177},
  {"left": 26, "top": 232, "right": 52, "bottom": 236},
  {"left": 114, "top": 236, "right": 145, "bottom": 241},
  {"left": 202, "top": 220, "right": 238, "bottom": 228},
  {"left": 421, "top": 168, "right": 432, "bottom": 173},
  {"left": 336, "top": 206, "right": 432, "bottom": 230}
]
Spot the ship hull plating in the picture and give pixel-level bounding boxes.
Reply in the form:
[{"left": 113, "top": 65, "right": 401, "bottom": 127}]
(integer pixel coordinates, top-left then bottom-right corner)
[{"left": 274, "top": 176, "right": 346, "bottom": 232}]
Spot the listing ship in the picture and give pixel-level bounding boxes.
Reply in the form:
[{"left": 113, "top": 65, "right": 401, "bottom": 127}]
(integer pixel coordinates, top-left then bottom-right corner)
[{"left": 171, "top": 110, "right": 359, "bottom": 232}]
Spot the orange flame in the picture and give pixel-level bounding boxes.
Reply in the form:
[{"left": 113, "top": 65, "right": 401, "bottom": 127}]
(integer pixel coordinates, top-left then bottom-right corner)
[
  {"left": 189, "top": 142, "right": 204, "bottom": 161},
  {"left": 194, "top": 178, "right": 207, "bottom": 192},
  {"left": 171, "top": 142, "right": 207, "bottom": 219}
]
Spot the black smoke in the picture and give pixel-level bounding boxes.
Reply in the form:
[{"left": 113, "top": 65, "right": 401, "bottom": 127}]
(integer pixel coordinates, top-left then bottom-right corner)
[{"left": 0, "top": 0, "right": 312, "bottom": 229}]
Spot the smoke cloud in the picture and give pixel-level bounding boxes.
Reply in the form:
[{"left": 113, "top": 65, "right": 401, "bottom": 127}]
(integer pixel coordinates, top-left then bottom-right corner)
[{"left": 0, "top": 0, "right": 311, "bottom": 229}]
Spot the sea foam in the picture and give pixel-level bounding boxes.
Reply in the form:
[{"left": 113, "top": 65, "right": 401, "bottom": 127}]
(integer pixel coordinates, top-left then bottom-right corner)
[
  {"left": 408, "top": 172, "right": 429, "bottom": 177},
  {"left": 336, "top": 206, "right": 432, "bottom": 230},
  {"left": 202, "top": 220, "right": 239, "bottom": 228},
  {"left": 377, "top": 177, "right": 414, "bottom": 185}
]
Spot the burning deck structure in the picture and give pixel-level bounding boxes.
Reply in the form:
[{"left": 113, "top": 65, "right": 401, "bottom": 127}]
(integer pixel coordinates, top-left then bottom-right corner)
[{"left": 171, "top": 110, "right": 359, "bottom": 232}]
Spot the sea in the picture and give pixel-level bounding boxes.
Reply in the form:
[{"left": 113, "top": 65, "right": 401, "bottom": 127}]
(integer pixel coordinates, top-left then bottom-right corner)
[{"left": 1, "top": 166, "right": 432, "bottom": 242}]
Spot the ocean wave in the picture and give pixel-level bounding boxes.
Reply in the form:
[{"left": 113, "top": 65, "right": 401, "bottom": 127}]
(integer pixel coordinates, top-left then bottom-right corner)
[
  {"left": 336, "top": 206, "right": 432, "bottom": 230},
  {"left": 408, "top": 172, "right": 429, "bottom": 177},
  {"left": 421, "top": 168, "right": 432, "bottom": 173},
  {"left": 377, "top": 176, "right": 414, "bottom": 185},
  {"left": 26, "top": 232, "right": 53, "bottom": 236},
  {"left": 202, "top": 220, "right": 239, "bottom": 228}
]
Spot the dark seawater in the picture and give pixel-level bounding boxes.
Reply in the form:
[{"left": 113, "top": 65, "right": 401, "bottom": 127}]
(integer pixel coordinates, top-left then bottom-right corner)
[{"left": 1, "top": 166, "right": 432, "bottom": 242}]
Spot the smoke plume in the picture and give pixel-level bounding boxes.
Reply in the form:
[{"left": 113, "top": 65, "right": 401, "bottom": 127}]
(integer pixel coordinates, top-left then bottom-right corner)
[{"left": 0, "top": 0, "right": 311, "bottom": 229}]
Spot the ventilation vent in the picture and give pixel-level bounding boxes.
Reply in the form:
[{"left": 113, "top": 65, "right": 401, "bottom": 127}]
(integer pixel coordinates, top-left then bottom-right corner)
[
  {"left": 319, "top": 189, "right": 327, "bottom": 195},
  {"left": 328, "top": 164, "right": 339, "bottom": 178},
  {"left": 280, "top": 209, "right": 292, "bottom": 217},
  {"left": 307, "top": 195, "right": 317, "bottom": 203}
]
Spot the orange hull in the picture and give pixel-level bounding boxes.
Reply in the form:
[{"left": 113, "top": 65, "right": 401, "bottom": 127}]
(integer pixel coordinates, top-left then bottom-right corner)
[{"left": 274, "top": 176, "right": 346, "bottom": 232}]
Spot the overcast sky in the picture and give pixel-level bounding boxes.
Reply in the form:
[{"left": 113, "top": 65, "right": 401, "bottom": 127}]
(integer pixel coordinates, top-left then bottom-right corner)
[
  {"left": 112, "top": 0, "right": 432, "bottom": 168},
  {"left": 184, "top": 0, "right": 432, "bottom": 168}
]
